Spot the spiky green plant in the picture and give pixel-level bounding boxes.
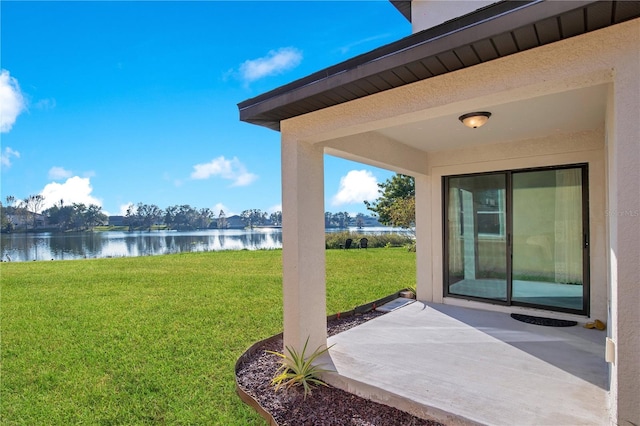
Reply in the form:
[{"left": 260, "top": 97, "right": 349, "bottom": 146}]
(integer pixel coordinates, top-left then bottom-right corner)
[{"left": 267, "top": 337, "right": 334, "bottom": 399}]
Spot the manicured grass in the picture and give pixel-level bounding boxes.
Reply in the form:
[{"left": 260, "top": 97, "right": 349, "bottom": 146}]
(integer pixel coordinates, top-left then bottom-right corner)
[{"left": 1, "top": 248, "right": 415, "bottom": 425}]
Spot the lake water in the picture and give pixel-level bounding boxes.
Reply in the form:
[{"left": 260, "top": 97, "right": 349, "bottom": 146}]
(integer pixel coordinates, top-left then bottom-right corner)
[{"left": 0, "top": 227, "right": 405, "bottom": 262}]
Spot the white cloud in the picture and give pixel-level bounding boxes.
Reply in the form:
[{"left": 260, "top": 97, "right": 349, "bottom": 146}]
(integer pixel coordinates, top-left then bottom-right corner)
[
  {"left": 338, "top": 33, "right": 390, "bottom": 55},
  {"left": 331, "top": 170, "right": 379, "bottom": 207},
  {"left": 267, "top": 204, "right": 282, "bottom": 214},
  {"left": 191, "top": 156, "right": 258, "bottom": 187},
  {"left": 0, "top": 69, "right": 26, "bottom": 133},
  {"left": 239, "top": 47, "right": 302, "bottom": 83},
  {"left": 212, "top": 203, "right": 233, "bottom": 216},
  {"left": 232, "top": 171, "right": 259, "bottom": 187},
  {"left": 48, "top": 166, "right": 73, "bottom": 180},
  {"left": 1, "top": 147, "right": 20, "bottom": 168},
  {"left": 39, "top": 176, "right": 102, "bottom": 210},
  {"left": 35, "top": 98, "right": 56, "bottom": 110},
  {"left": 118, "top": 202, "right": 135, "bottom": 216}
]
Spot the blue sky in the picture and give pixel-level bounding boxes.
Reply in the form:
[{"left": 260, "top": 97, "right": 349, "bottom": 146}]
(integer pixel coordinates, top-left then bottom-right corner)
[{"left": 1, "top": 1, "right": 410, "bottom": 217}]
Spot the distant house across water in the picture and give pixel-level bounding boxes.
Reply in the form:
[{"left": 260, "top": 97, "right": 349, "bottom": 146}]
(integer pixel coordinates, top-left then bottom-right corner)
[{"left": 108, "top": 216, "right": 125, "bottom": 227}]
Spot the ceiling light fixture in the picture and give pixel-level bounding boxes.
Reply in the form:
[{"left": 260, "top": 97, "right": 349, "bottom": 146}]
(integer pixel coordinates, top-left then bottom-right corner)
[{"left": 458, "top": 112, "right": 491, "bottom": 128}]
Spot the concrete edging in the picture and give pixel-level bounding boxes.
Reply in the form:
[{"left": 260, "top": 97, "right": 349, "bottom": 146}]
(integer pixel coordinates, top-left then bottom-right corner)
[{"left": 235, "top": 333, "right": 282, "bottom": 425}]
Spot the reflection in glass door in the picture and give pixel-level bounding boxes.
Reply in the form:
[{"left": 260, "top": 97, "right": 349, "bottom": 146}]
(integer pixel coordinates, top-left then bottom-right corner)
[
  {"left": 512, "top": 168, "right": 586, "bottom": 311},
  {"left": 446, "top": 173, "right": 508, "bottom": 302},
  {"left": 444, "top": 165, "right": 588, "bottom": 314}
]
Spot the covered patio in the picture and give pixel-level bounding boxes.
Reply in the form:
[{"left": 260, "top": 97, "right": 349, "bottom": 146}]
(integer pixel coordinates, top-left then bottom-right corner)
[{"left": 325, "top": 301, "right": 608, "bottom": 425}]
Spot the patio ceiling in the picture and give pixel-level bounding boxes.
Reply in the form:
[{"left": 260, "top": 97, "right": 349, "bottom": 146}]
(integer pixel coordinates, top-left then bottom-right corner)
[
  {"left": 375, "top": 83, "right": 608, "bottom": 153},
  {"left": 238, "top": 1, "right": 640, "bottom": 132}
]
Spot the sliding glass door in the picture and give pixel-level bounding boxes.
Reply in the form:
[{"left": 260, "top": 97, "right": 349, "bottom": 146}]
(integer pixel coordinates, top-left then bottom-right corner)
[
  {"left": 511, "top": 168, "right": 586, "bottom": 311},
  {"left": 446, "top": 173, "right": 508, "bottom": 302},
  {"left": 444, "top": 165, "right": 588, "bottom": 314}
]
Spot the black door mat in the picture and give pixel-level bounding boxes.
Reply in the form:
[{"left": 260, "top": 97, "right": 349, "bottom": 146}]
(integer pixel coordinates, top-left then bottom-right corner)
[{"left": 510, "top": 313, "right": 577, "bottom": 327}]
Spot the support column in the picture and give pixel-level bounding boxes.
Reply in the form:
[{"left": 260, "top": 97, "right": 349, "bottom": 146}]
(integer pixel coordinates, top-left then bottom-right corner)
[
  {"left": 414, "top": 174, "right": 432, "bottom": 301},
  {"left": 607, "top": 47, "right": 640, "bottom": 425},
  {"left": 281, "top": 135, "right": 327, "bottom": 353}
]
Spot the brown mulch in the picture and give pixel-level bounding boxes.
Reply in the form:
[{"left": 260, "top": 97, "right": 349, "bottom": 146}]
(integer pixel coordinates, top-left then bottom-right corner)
[{"left": 236, "top": 311, "right": 444, "bottom": 426}]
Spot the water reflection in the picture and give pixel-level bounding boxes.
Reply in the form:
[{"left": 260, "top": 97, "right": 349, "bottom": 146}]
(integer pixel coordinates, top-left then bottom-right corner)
[
  {"left": 0, "top": 229, "right": 283, "bottom": 262},
  {"left": 0, "top": 227, "right": 407, "bottom": 262}
]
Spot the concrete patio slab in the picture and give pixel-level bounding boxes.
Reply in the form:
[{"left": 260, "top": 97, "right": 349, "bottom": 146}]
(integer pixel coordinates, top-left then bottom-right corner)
[{"left": 323, "top": 302, "right": 608, "bottom": 425}]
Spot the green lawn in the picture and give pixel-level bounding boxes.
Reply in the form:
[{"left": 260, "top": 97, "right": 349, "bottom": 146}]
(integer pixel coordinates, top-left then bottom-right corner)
[{"left": 1, "top": 248, "right": 415, "bottom": 425}]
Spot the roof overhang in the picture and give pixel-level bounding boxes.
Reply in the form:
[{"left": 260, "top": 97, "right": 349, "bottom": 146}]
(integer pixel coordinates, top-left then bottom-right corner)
[{"left": 238, "top": 1, "right": 640, "bottom": 132}]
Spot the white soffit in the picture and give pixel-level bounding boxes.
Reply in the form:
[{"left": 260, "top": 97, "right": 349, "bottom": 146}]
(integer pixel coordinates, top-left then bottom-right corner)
[{"left": 375, "top": 84, "right": 608, "bottom": 153}]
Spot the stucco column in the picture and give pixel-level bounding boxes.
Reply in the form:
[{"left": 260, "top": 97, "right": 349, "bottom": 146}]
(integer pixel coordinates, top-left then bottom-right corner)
[
  {"left": 281, "top": 134, "right": 327, "bottom": 353},
  {"left": 414, "top": 174, "right": 432, "bottom": 301},
  {"left": 607, "top": 46, "right": 640, "bottom": 425}
]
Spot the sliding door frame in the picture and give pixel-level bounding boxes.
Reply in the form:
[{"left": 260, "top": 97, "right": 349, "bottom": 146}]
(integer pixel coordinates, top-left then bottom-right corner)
[{"left": 443, "top": 164, "right": 590, "bottom": 315}]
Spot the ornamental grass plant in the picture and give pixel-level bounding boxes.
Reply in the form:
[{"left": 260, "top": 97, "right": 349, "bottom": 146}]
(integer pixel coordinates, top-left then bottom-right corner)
[
  {"left": 268, "top": 337, "right": 334, "bottom": 399},
  {"left": 1, "top": 248, "right": 415, "bottom": 425}
]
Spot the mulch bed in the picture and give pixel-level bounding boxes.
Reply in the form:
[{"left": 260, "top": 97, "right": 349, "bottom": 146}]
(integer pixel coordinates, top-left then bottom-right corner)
[{"left": 236, "top": 311, "right": 444, "bottom": 426}]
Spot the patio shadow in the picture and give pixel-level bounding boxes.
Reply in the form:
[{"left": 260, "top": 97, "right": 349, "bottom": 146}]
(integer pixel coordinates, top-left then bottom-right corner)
[{"left": 426, "top": 303, "right": 608, "bottom": 389}]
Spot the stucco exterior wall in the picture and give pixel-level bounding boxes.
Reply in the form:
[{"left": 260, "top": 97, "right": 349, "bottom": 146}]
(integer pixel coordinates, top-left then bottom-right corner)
[
  {"left": 411, "top": 0, "right": 497, "bottom": 34},
  {"left": 604, "top": 41, "right": 640, "bottom": 426}
]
